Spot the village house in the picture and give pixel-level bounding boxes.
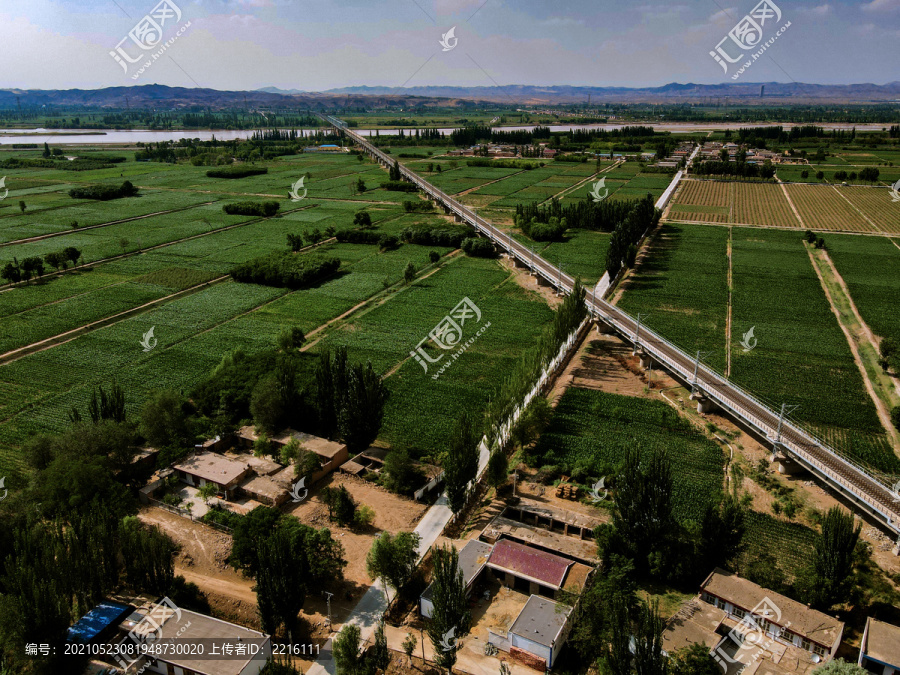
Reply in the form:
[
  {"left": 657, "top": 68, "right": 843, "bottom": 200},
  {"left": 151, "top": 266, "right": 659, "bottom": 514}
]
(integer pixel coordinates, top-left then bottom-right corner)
[
  {"left": 171, "top": 451, "right": 251, "bottom": 501},
  {"left": 858, "top": 617, "right": 900, "bottom": 675},
  {"left": 663, "top": 568, "right": 844, "bottom": 675},
  {"left": 237, "top": 426, "right": 349, "bottom": 483}
]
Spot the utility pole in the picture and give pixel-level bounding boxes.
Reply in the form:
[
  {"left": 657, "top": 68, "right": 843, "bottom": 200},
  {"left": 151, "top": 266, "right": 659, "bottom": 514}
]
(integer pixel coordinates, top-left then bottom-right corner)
[
  {"left": 557, "top": 263, "right": 564, "bottom": 296},
  {"left": 774, "top": 404, "right": 799, "bottom": 447},
  {"left": 324, "top": 591, "right": 333, "bottom": 627},
  {"left": 690, "top": 350, "right": 713, "bottom": 395},
  {"left": 633, "top": 313, "right": 649, "bottom": 355}
]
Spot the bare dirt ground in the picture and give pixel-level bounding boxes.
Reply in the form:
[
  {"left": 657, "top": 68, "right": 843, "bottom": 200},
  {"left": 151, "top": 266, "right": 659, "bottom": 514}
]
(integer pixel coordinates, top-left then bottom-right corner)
[
  {"left": 497, "top": 251, "right": 563, "bottom": 308},
  {"left": 285, "top": 472, "right": 428, "bottom": 607},
  {"left": 139, "top": 471, "right": 429, "bottom": 650},
  {"left": 548, "top": 332, "right": 675, "bottom": 405},
  {"left": 138, "top": 507, "right": 259, "bottom": 626}
]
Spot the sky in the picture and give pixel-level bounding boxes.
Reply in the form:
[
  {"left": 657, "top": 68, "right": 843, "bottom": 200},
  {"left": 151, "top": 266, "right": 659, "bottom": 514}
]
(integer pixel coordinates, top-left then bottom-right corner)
[{"left": 1, "top": 0, "right": 898, "bottom": 91}]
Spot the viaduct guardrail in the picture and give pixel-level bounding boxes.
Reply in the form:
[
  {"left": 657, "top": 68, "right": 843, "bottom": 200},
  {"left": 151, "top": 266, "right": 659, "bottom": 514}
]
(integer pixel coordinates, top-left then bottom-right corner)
[{"left": 319, "top": 114, "right": 900, "bottom": 538}]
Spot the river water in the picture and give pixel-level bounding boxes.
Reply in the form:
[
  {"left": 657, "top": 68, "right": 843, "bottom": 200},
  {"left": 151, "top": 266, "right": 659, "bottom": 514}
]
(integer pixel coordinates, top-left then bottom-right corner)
[{"left": 0, "top": 121, "right": 889, "bottom": 145}]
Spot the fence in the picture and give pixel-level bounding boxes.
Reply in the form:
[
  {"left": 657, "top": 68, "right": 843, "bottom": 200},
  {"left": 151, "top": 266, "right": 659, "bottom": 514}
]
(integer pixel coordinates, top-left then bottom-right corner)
[{"left": 146, "top": 497, "right": 233, "bottom": 533}]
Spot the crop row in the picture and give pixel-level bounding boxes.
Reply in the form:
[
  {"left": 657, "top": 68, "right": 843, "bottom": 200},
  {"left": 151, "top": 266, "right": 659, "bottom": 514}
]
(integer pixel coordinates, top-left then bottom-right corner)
[
  {"left": 618, "top": 223, "right": 730, "bottom": 372},
  {"left": 729, "top": 228, "right": 889, "bottom": 459},
  {"left": 732, "top": 182, "right": 799, "bottom": 229},
  {"left": 826, "top": 234, "right": 900, "bottom": 347},
  {"left": 530, "top": 387, "right": 726, "bottom": 523}
]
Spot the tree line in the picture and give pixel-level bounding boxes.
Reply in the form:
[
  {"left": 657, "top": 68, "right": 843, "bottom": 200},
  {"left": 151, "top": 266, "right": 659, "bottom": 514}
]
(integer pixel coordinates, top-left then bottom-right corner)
[{"left": 1, "top": 246, "right": 82, "bottom": 284}]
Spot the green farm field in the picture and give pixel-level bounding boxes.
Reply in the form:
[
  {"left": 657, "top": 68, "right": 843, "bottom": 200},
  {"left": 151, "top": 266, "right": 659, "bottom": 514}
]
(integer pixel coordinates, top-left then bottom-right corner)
[
  {"left": 618, "top": 223, "right": 899, "bottom": 474},
  {"left": 0, "top": 147, "right": 568, "bottom": 479},
  {"left": 825, "top": 234, "right": 900, "bottom": 344},
  {"left": 529, "top": 387, "right": 726, "bottom": 523}
]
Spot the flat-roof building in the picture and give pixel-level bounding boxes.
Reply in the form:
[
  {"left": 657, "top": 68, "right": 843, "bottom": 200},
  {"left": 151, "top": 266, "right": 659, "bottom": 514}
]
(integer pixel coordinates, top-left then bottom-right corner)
[
  {"left": 172, "top": 452, "right": 251, "bottom": 500},
  {"left": 420, "top": 539, "right": 492, "bottom": 619},
  {"left": 859, "top": 617, "right": 900, "bottom": 675},
  {"left": 507, "top": 595, "right": 573, "bottom": 670}
]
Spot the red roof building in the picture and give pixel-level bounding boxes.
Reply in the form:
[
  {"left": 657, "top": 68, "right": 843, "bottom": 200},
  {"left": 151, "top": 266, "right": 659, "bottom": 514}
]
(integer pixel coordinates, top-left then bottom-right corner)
[{"left": 487, "top": 539, "right": 573, "bottom": 591}]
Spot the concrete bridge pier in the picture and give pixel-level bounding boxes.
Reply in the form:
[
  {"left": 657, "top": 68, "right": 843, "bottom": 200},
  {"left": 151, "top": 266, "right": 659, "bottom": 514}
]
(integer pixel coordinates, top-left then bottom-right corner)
[
  {"left": 595, "top": 320, "right": 615, "bottom": 335},
  {"left": 771, "top": 450, "right": 806, "bottom": 476},
  {"left": 513, "top": 256, "right": 530, "bottom": 270},
  {"left": 639, "top": 353, "right": 653, "bottom": 370},
  {"left": 690, "top": 392, "right": 718, "bottom": 414},
  {"left": 536, "top": 274, "right": 552, "bottom": 287}
]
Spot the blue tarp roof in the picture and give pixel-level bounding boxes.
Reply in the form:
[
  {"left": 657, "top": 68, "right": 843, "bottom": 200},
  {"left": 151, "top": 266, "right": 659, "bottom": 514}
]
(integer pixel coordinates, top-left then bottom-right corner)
[{"left": 67, "top": 601, "right": 132, "bottom": 643}]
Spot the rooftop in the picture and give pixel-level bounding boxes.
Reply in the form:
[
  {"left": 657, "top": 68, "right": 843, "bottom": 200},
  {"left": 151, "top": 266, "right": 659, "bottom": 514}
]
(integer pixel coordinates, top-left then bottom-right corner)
[
  {"left": 701, "top": 568, "right": 844, "bottom": 648},
  {"left": 123, "top": 604, "right": 268, "bottom": 675},
  {"left": 240, "top": 475, "right": 288, "bottom": 501},
  {"left": 273, "top": 429, "right": 346, "bottom": 460},
  {"left": 173, "top": 452, "right": 249, "bottom": 486},
  {"left": 863, "top": 617, "right": 900, "bottom": 667},
  {"left": 662, "top": 597, "right": 727, "bottom": 654},
  {"left": 422, "top": 539, "right": 493, "bottom": 602},
  {"left": 484, "top": 515, "right": 598, "bottom": 563},
  {"left": 68, "top": 601, "right": 132, "bottom": 644},
  {"left": 487, "top": 538, "right": 572, "bottom": 590},
  {"left": 509, "top": 595, "right": 573, "bottom": 648}
]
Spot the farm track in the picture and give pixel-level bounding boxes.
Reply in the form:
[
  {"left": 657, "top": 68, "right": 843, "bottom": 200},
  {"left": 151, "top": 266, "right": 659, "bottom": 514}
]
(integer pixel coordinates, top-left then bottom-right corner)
[
  {"left": 806, "top": 245, "right": 900, "bottom": 448},
  {"left": 0, "top": 202, "right": 320, "bottom": 292},
  {"left": 455, "top": 168, "right": 529, "bottom": 197},
  {"left": 778, "top": 179, "right": 805, "bottom": 228},
  {"left": 0, "top": 200, "right": 218, "bottom": 249},
  {"left": 829, "top": 184, "right": 879, "bottom": 231},
  {"left": 541, "top": 159, "right": 625, "bottom": 204},
  {"left": 804, "top": 243, "right": 898, "bottom": 453},
  {"left": 0, "top": 275, "right": 230, "bottom": 366},
  {"left": 661, "top": 219, "right": 900, "bottom": 238},
  {"left": 323, "top": 113, "right": 900, "bottom": 535}
]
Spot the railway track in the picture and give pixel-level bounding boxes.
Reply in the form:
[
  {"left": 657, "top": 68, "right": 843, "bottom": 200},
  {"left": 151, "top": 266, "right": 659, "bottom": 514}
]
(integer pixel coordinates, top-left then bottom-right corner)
[{"left": 320, "top": 113, "right": 900, "bottom": 538}]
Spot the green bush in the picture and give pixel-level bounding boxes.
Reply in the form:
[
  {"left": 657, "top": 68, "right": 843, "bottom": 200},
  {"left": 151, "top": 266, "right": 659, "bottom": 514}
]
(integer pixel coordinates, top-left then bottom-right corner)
[
  {"left": 206, "top": 166, "right": 269, "bottom": 179},
  {"left": 380, "top": 180, "right": 418, "bottom": 192},
  {"left": 335, "top": 229, "right": 381, "bottom": 244},
  {"left": 69, "top": 180, "right": 138, "bottom": 200},
  {"left": 231, "top": 253, "right": 340, "bottom": 289},
  {"left": 400, "top": 223, "right": 471, "bottom": 248},
  {"left": 462, "top": 237, "right": 496, "bottom": 258},
  {"left": 223, "top": 201, "right": 280, "bottom": 217}
]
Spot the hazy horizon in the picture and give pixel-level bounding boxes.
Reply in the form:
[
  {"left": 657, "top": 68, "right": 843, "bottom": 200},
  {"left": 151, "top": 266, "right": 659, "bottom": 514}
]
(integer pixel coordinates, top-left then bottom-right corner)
[{"left": 2, "top": 0, "right": 898, "bottom": 92}]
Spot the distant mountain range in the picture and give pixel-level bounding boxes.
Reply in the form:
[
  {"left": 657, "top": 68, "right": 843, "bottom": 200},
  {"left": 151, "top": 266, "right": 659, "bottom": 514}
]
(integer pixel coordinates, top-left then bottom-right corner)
[{"left": 1, "top": 82, "right": 898, "bottom": 110}]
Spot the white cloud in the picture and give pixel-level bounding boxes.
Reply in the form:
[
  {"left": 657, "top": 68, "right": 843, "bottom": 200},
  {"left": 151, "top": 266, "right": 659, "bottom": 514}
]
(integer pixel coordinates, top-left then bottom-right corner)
[
  {"left": 861, "top": 0, "right": 900, "bottom": 11},
  {"left": 799, "top": 4, "right": 831, "bottom": 16}
]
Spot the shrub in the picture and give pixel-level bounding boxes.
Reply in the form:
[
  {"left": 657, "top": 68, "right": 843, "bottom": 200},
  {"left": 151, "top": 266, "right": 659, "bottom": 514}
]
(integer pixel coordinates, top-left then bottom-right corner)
[
  {"left": 69, "top": 180, "right": 138, "bottom": 201},
  {"left": 335, "top": 229, "right": 381, "bottom": 244},
  {"left": 379, "top": 234, "right": 400, "bottom": 251},
  {"left": 380, "top": 180, "right": 418, "bottom": 192},
  {"left": 516, "top": 214, "right": 567, "bottom": 242},
  {"left": 206, "top": 166, "right": 268, "bottom": 179},
  {"left": 223, "top": 201, "right": 280, "bottom": 217},
  {"left": 400, "top": 223, "right": 471, "bottom": 248},
  {"left": 891, "top": 405, "right": 900, "bottom": 430},
  {"left": 403, "top": 200, "right": 435, "bottom": 213},
  {"left": 231, "top": 254, "right": 340, "bottom": 289},
  {"left": 429, "top": 251, "right": 440, "bottom": 264},
  {"left": 353, "top": 211, "right": 373, "bottom": 228},
  {"left": 462, "top": 237, "right": 496, "bottom": 258}
]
